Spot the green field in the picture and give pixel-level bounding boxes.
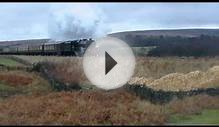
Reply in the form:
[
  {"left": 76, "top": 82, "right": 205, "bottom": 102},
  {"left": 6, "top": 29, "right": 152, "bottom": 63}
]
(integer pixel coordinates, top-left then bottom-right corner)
[
  {"left": 0, "top": 56, "right": 24, "bottom": 67},
  {"left": 0, "top": 83, "right": 20, "bottom": 99},
  {"left": 169, "top": 109, "right": 219, "bottom": 125},
  {"left": 132, "top": 46, "right": 156, "bottom": 56},
  {"left": 0, "top": 83, "right": 16, "bottom": 93}
]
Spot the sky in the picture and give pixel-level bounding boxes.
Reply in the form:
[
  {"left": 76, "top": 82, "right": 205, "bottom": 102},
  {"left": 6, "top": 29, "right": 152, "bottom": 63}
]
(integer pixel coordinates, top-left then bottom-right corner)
[{"left": 0, "top": 3, "right": 219, "bottom": 41}]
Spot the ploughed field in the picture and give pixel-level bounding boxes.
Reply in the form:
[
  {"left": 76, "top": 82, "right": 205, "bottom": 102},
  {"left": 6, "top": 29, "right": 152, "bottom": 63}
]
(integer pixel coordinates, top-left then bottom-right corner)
[{"left": 0, "top": 55, "right": 218, "bottom": 125}]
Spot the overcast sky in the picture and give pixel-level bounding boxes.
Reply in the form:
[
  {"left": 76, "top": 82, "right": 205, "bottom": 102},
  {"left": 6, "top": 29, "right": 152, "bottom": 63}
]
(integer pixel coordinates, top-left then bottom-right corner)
[{"left": 0, "top": 3, "right": 219, "bottom": 41}]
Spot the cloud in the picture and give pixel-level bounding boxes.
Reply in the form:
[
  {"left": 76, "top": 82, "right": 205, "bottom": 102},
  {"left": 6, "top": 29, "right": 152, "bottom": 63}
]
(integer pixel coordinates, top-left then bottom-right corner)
[
  {"left": 0, "top": 3, "right": 49, "bottom": 41},
  {"left": 98, "top": 3, "right": 219, "bottom": 32},
  {"left": 1, "top": 3, "right": 219, "bottom": 41}
]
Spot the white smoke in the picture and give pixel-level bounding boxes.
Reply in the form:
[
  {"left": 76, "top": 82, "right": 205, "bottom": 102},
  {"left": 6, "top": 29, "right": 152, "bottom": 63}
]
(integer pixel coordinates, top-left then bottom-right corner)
[{"left": 48, "top": 3, "right": 110, "bottom": 41}]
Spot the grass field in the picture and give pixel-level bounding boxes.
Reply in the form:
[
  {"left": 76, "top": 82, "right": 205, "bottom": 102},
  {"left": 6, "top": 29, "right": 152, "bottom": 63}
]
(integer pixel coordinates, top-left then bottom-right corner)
[
  {"left": 0, "top": 55, "right": 218, "bottom": 125},
  {"left": 13, "top": 55, "right": 219, "bottom": 91},
  {"left": 0, "top": 83, "right": 19, "bottom": 98},
  {"left": 0, "top": 56, "right": 24, "bottom": 67},
  {"left": 169, "top": 109, "right": 219, "bottom": 125},
  {"left": 0, "top": 70, "right": 52, "bottom": 99},
  {"left": 14, "top": 55, "right": 219, "bottom": 78}
]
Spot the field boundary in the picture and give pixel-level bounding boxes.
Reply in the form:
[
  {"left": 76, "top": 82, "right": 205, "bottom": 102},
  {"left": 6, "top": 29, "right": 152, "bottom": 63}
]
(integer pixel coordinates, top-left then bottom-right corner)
[{"left": 125, "top": 84, "right": 219, "bottom": 104}]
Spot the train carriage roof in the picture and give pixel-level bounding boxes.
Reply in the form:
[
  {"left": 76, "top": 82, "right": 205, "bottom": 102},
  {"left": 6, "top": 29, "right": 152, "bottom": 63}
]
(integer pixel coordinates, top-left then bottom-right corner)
[
  {"left": 44, "top": 40, "right": 65, "bottom": 45},
  {"left": 44, "top": 38, "right": 93, "bottom": 45}
]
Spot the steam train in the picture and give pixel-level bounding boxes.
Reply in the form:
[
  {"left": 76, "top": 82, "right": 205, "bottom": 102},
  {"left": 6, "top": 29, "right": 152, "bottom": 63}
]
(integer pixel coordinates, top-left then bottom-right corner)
[{"left": 0, "top": 38, "right": 94, "bottom": 56}]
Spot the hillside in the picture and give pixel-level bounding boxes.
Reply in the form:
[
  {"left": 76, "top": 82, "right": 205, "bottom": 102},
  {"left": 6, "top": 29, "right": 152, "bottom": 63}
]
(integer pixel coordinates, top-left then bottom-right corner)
[
  {"left": 0, "top": 39, "right": 50, "bottom": 47},
  {"left": 109, "top": 29, "right": 219, "bottom": 46},
  {"left": 109, "top": 29, "right": 219, "bottom": 57},
  {"left": 109, "top": 29, "right": 219, "bottom": 38}
]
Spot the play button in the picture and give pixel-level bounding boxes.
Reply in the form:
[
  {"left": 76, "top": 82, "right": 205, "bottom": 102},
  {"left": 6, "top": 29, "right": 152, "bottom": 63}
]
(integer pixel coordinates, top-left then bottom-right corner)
[
  {"left": 105, "top": 52, "right": 117, "bottom": 75},
  {"left": 83, "top": 37, "right": 136, "bottom": 90}
]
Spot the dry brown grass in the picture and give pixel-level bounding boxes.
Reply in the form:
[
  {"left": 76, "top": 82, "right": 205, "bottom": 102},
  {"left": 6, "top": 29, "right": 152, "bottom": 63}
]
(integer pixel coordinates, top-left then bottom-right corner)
[
  {"left": 166, "top": 94, "right": 219, "bottom": 115},
  {"left": 0, "top": 89, "right": 167, "bottom": 125},
  {"left": 15, "top": 55, "right": 219, "bottom": 79},
  {"left": 135, "top": 56, "right": 219, "bottom": 78},
  {"left": 129, "top": 65, "right": 219, "bottom": 91},
  {"left": 14, "top": 55, "right": 219, "bottom": 91},
  {"left": 0, "top": 70, "right": 52, "bottom": 97},
  {"left": 0, "top": 88, "right": 218, "bottom": 125},
  {"left": 0, "top": 71, "right": 33, "bottom": 86},
  {"left": 48, "top": 59, "right": 88, "bottom": 85},
  {"left": 13, "top": 55, "right": 82, "bottom": 65},
  {"left": 0, "top": 55, "right": 217, "bottom": 125},
  {"left": 14, "top": 55, "right": 87, "bottom": 84}
]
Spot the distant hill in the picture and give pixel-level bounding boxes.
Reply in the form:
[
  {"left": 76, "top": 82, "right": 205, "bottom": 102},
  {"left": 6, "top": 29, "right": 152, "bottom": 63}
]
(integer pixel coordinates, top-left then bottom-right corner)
[
  {"left": 109, "top": 29, "right": 219, "bottom": 38},
  {"left": 109, "top": 29, "right": 219, "bottom": 57},
  {"left": 109, "top": 29, "right": 219, "bottom": 46},
  {"left": 0, "top": 39, "right": 50, "bottom": 47}
]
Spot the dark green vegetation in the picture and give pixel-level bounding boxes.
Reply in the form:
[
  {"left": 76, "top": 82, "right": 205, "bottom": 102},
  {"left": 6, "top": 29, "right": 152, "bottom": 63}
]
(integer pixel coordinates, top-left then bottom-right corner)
[
  {"left": 110, "top": 29, "right": 219, "bottom": 57},
  {"left": 126, "top": 84, "right": 219, "bottom": 104},
  {"left": 147, "top": 35, "right": 219, "bottom": 57},
  {"left": 132, "top": 46, "right": 156, "bottom": 56},
  {"left": 110, "top": 29, "right": 219, "bottom": 38}
]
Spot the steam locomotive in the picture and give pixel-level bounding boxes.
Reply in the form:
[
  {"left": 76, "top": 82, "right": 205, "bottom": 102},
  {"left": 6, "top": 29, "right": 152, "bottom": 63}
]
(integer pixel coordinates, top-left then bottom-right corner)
[{"left": 0, "top": 38, "right": 94, "bottom": 56}]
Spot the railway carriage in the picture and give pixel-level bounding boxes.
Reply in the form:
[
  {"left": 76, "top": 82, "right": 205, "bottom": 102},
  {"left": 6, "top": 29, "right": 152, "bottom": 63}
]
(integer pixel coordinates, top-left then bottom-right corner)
[
  {"left": 44, "top": 41, "right": 59, "bottom": 55},
  {"left": 0, "top": 38, "right": 94, "bottom": 56},
  {"left": 17, "top": 45, "right": 29, "bottom": 55},
  {"left": 28, "top": 44, "right": 42, "bottom": 55}
]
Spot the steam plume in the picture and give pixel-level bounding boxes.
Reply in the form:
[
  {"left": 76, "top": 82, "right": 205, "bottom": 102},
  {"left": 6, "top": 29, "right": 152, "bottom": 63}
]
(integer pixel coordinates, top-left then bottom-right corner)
[{"left": 48, "top": 3, "right": 110, "bottom": 41}]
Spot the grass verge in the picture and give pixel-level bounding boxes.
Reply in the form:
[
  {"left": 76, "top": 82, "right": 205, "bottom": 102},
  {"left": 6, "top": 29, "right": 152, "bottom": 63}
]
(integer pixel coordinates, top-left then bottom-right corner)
[
  {"left": 169, "top": 109, "right": 219, "bottom": 125},
  {"left": 0, "top": 56, "right": 24, "bottom": 67}
]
